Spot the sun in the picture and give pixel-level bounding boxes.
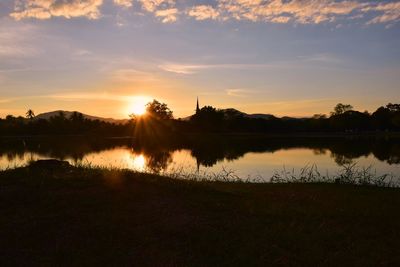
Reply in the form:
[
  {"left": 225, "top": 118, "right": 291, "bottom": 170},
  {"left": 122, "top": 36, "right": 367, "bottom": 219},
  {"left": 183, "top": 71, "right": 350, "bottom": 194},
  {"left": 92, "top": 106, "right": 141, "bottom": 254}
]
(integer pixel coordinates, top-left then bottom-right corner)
[
  {"left": 130, "top": 96, "right": 150, "bottom": 116},
  {"left": 132, "top": 102, "right": 146, "bottom": 116}
]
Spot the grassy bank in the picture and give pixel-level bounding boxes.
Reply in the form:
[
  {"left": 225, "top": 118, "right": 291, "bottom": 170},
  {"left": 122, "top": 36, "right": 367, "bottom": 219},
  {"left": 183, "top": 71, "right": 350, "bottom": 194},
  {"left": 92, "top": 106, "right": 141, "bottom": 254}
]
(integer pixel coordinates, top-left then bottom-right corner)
[{"left": 1, "top": 162, "right": 399, "bottom": 266}]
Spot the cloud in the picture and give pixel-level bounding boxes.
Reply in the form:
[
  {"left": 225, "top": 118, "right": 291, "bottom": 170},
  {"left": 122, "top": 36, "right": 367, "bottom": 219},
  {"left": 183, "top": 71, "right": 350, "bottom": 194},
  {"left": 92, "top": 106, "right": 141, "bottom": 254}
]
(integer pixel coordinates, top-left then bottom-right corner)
[
  {"left": 0, "top": 45, "right": 37, "bottom": 57},
  {"left": 270, "top": 16, "right": 291, "bottom": 23},
  {"left": 155, "top": 8, "right": 178, "bottom": 23},
  {"left": 226, "top": 88, "right": 253, "bottom": 97},
  {"left": 149, "top": 0, "right": 400, "bottom": 26},
  {"left": 137, "top": 0, "right": 177, "bottom": 23},
  {"left": 298, "top": 53, "right": 342, "bottom": 64},
  {"left": 158, "top": 64, "right": 204, "bottom": 74},
  {"left": 138, "top": 0, "right": 175, "bottom": 12},
  {"left": 158, "top": 62, "right": 280, "bottom": 74},
  {"left": 0, "top": 98, "right": 14, "bottom": 104},
  {"left": 111, "top": 68, "right": 157, "bottom": 82},
  {"left": 72, "top": 49, "right": 93, "bottom": 56},
  {"left": 188, "top": 5, "right": 219, "bottom": 20},
  {"left": 0, "top": 24, "right": 40, "bottom": 57},
  {"left": 49, "top": 92, "right": 124, "bottom": 101},
  {"left": 217, "top": 0, "right": 365, "bottom": 24},
  {"left": 363, "top": 2, "right": 400, "bottom": 24},
  {"left": 10, "top": 0, "right": 103, "bottom": 20},
  {"left": 47, "top": 92, "right": 153, "bottom": 105},
  {"left": 7, "top": 0, "right": 400, "bottom": 26},
  {"left": 113, "top": 0, "right": 133, "bottom": 8}
]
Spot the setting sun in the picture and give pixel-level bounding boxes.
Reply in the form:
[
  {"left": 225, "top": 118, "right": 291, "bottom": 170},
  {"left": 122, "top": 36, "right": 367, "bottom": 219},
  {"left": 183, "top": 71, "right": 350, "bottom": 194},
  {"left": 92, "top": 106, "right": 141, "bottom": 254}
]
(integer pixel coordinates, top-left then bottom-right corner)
[{"left": 129, "top": 96, "right": 151, "bottom": 116}]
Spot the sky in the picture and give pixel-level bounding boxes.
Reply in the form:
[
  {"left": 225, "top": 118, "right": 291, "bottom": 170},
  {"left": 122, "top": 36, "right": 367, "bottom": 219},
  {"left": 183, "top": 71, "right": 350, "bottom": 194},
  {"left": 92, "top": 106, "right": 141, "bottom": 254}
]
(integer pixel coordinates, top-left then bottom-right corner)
[{"left": 0, "top": 0, "right": 399, "bottom": 119}]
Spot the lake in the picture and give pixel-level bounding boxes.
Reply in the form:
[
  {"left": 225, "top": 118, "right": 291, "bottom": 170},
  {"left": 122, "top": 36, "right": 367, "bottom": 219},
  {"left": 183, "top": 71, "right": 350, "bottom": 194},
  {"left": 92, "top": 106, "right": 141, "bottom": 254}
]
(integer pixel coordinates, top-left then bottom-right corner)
[{"left": 1, "top": 135, "right": 399, "bottom": 182}]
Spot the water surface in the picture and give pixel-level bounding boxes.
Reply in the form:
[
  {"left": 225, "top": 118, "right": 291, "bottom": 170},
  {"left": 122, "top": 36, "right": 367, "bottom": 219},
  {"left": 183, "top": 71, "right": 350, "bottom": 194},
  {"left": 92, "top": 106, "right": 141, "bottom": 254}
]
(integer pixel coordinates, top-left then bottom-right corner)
[{"left": 1, "top": 136, "right": 399, "bottom": 182}]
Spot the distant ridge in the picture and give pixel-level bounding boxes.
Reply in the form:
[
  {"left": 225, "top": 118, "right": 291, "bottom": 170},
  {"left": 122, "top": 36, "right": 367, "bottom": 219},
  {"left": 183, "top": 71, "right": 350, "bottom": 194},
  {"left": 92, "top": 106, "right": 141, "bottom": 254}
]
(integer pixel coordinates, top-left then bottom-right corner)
[
  {"left": 35, "top": 110, "right": 128, "bottom": 124},
  {"left": 36, "top": 109, "right": 301, "bottom": 123},
  {"left": 180, "top": 108, "right": 277, "bottom": 121}
]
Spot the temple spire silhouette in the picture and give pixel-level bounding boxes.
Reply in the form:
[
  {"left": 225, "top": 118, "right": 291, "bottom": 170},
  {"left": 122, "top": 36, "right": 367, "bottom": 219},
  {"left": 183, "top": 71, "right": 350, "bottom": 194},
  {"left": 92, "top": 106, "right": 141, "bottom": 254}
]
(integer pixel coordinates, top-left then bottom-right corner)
[{"left": 196, "top": 97, "right": 200, "bottom": 114}]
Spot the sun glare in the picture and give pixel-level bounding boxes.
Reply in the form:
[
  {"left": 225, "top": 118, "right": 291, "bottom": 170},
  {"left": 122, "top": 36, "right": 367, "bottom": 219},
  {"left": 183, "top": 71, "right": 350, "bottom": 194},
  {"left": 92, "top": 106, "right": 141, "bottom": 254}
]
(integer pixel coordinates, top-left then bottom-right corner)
[
  {"left": 132, "top": 154, "right": 146, "bottom": 171},
  {"left": 130, "top": 96, "right": 150, "bottom": 116}
]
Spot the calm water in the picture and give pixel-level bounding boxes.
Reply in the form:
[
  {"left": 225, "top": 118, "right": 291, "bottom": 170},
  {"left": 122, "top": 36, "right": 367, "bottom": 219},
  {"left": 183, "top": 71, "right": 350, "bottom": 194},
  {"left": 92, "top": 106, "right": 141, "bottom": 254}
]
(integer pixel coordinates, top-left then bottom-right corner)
[{"left": 1, "top": 136, "right": 399, "bottom": 182}]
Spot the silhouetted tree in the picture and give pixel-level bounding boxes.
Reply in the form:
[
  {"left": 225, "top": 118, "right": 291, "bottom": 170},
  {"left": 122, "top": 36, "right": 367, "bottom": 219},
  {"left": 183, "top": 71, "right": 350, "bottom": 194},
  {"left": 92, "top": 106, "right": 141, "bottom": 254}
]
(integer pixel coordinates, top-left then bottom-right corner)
[
  {"left": 386, "top": 103, "right": 400, "bottom": 112},
  {"left": 70, "top": 111, "right": 84, "bottom": 122},
  {"left": 1, "top": 102, "right": 400, "bottom": 136},
  {"left": 146, "top": 100, "right": 173, "bottom": 120},
  {"left": 132, "top": 100, "right": 175, "bottom": 143},
  {"left": 26, "top": 109, "right": 35, "bottom": 119},
  {"left": 6, "top": 115, "right": 15, "bottom": 121},
  {"left": 371, "top": 103, "right": 400, "bottom": 131},
  {"left": 331, "top": 103, "right": 353, "bottom": 116},
  {"left": 191, "top": 106, "right": 225, "bottom": 132}
]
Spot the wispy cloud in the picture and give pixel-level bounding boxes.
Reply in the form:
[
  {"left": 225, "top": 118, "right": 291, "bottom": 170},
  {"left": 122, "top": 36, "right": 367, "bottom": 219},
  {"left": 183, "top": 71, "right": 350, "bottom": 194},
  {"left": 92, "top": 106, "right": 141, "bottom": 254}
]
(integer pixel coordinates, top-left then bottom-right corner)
[
  {"left": 158, "top": 62, "right": 282, "bottom": 74},
  {"left": 226, "top": 88, "right": 254, "bottom": 97},
  {"left": 48, "top": 92, "right": 152, "bottom": 103},
  {"left": 0, "top": 45, "right": 37, "bottom": 57},
  {"left": 0, "top": 24, "right": 40, "bottom": 58},
  {"left": 110, "top": 68, "right": 157, "bottom": 82},
  {"left": 158, "top": 64, "right": 207, "bottom": 74},
  {"left": 237, "top": 98, "right": 338, "bottom": 117},
  {"left": 0, "top": 98, "right": 14, "bottom": 104},
  {"left": 158, "top": 60, "right": 343, "bottom": 74},
  {"left": 297, "top": 53, "right": 342, "bottom": 64},
  {"left": 71, "top": 49, "right": 93, "bottom": 57}
]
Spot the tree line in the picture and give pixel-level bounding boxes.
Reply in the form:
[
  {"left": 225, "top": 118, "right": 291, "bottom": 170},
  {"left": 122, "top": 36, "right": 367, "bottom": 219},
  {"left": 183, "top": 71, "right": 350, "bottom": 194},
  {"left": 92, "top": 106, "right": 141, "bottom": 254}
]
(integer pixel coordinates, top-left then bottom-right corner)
[
  {"left": 0, "top": 101, "right": 399, "bottom": 136},
  {"left": 0, "top": 111, "right": 133, "bottom": 136},
  {"left": 182, "top": 102, "right": 400, "bottom": 133}
]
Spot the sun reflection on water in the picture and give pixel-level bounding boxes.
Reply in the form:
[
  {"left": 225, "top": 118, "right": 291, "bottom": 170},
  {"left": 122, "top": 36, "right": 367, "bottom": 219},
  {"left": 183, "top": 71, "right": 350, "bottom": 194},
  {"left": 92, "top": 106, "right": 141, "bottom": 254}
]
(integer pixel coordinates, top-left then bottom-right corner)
[{"left": 131, "top": 154, "right": 146, "bottom": 171}]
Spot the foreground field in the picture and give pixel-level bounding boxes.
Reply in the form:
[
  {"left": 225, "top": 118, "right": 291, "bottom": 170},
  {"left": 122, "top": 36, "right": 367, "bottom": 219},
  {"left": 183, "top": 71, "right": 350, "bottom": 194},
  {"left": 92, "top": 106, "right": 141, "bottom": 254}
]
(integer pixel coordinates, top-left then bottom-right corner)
[{"left": 0, "top": 162, "right": 399, "bottom": 266}]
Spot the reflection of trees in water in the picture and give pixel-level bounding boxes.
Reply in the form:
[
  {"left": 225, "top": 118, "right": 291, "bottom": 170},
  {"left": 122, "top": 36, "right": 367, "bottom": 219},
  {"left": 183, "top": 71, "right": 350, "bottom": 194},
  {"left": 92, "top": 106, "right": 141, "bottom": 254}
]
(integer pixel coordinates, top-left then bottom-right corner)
[
  {"left": 1, "top": 136, "right": 400, "bottom": 169},
  {"left": 373, "top": 143, "right": 400, "bottom": 165},
  {"left": 313, "top": 148, "right": 327, "bottom": 156},
  {"left": 128, "top": 142, "right": 174, "bottom": 173},
  {"left": 330, "top": 152, "right": 354, "bottom": 166},
  {"left": 188, "top": 136, "right": 400, "bottom": 168},
  {"left": 145, "top": 150, "right": 173, "bottom": 173},
  {"left": 190, "top": 142, "right": 244, "bottom": 167},
  {"left": 0, "top": 137, "right": 133, "bottom": 162}
]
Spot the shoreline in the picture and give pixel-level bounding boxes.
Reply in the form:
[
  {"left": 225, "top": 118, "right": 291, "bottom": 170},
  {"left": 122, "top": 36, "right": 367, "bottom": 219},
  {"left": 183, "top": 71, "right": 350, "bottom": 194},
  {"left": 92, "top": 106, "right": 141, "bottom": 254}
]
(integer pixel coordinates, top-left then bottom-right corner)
[{"left": 1, "top": 131, "right": 400, "bottom": 139}]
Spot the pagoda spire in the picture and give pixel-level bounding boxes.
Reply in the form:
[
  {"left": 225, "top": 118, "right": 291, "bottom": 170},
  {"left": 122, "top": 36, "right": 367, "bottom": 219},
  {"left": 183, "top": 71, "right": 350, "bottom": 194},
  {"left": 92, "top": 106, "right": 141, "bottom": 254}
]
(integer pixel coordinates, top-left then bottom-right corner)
[{"left": 196, "top": 97, "right": 200, "bottom": 113}]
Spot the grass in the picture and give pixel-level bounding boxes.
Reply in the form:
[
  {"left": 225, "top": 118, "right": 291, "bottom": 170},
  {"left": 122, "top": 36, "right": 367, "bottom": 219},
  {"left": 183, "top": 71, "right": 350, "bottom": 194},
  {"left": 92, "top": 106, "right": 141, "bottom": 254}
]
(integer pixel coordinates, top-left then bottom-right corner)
[
  {"left": 0, "top": 161, "right": 400, "bottom": 266},
  {"left": 270, "top": 163, "right": 398, "bottom": 187}
]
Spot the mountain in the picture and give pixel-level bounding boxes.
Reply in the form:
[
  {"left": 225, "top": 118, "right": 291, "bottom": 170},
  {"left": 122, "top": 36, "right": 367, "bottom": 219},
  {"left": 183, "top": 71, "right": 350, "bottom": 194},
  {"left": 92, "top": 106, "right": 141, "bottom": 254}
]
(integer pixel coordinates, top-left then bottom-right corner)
[
  {"left": 35, "top": 110, "right": 128, "bottom": 124},
  {"left": 220, "top": 108, "right": 276, "bottom": 120},
  {"left": 179, "top": 108, "right": 276, "bottom": 120}
]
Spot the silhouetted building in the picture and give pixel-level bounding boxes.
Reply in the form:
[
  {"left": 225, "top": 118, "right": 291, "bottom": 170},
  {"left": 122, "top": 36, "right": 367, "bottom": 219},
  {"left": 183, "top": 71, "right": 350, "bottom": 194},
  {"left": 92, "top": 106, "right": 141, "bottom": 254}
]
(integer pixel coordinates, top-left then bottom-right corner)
[{"left": 196, "top": 97, "right": 200, "bottom": 114}]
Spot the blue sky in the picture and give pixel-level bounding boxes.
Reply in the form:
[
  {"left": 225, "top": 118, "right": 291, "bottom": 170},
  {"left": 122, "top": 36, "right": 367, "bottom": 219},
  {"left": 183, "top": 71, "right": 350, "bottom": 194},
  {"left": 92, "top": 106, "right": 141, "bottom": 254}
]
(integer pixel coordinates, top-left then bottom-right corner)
[{"left": 0, "top": 0, "right": 399, "bottom": 118}]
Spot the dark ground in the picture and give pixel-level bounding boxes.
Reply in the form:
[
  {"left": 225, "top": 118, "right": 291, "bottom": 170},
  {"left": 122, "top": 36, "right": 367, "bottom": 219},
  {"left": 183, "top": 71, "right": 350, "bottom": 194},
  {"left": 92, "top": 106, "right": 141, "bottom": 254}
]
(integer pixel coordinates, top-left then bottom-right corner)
[{"left": 0, "top": 162, "right": 399, "bottom": 266}]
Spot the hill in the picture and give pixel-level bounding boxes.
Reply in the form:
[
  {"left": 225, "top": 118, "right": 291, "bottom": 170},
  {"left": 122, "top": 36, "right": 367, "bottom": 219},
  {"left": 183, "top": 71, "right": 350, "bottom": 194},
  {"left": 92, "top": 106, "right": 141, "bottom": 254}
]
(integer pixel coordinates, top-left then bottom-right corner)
[
  {"left": 35, "top": 110, "right": 128, "bottom": 124},
  {"left": 180, "top": 108, "right": 276, "bottom": 120}
]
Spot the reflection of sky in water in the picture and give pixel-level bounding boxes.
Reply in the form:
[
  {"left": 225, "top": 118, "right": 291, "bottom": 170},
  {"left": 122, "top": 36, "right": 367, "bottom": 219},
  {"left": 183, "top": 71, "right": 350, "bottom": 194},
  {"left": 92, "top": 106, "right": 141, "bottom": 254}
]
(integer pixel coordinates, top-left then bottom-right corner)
[{"left": 1, "top": 147, "right": 399, "bottom": 182}]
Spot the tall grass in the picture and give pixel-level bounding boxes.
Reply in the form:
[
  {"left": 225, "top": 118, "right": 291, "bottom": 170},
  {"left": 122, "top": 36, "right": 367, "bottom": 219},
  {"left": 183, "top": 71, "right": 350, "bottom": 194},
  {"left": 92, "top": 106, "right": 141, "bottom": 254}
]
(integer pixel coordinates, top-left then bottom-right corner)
[
  {"left": 270, "top": 163, "right": 397, "bottom": 187},
  {"left": 23, "top": 159, "right": 400, "bottom": 188}
]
